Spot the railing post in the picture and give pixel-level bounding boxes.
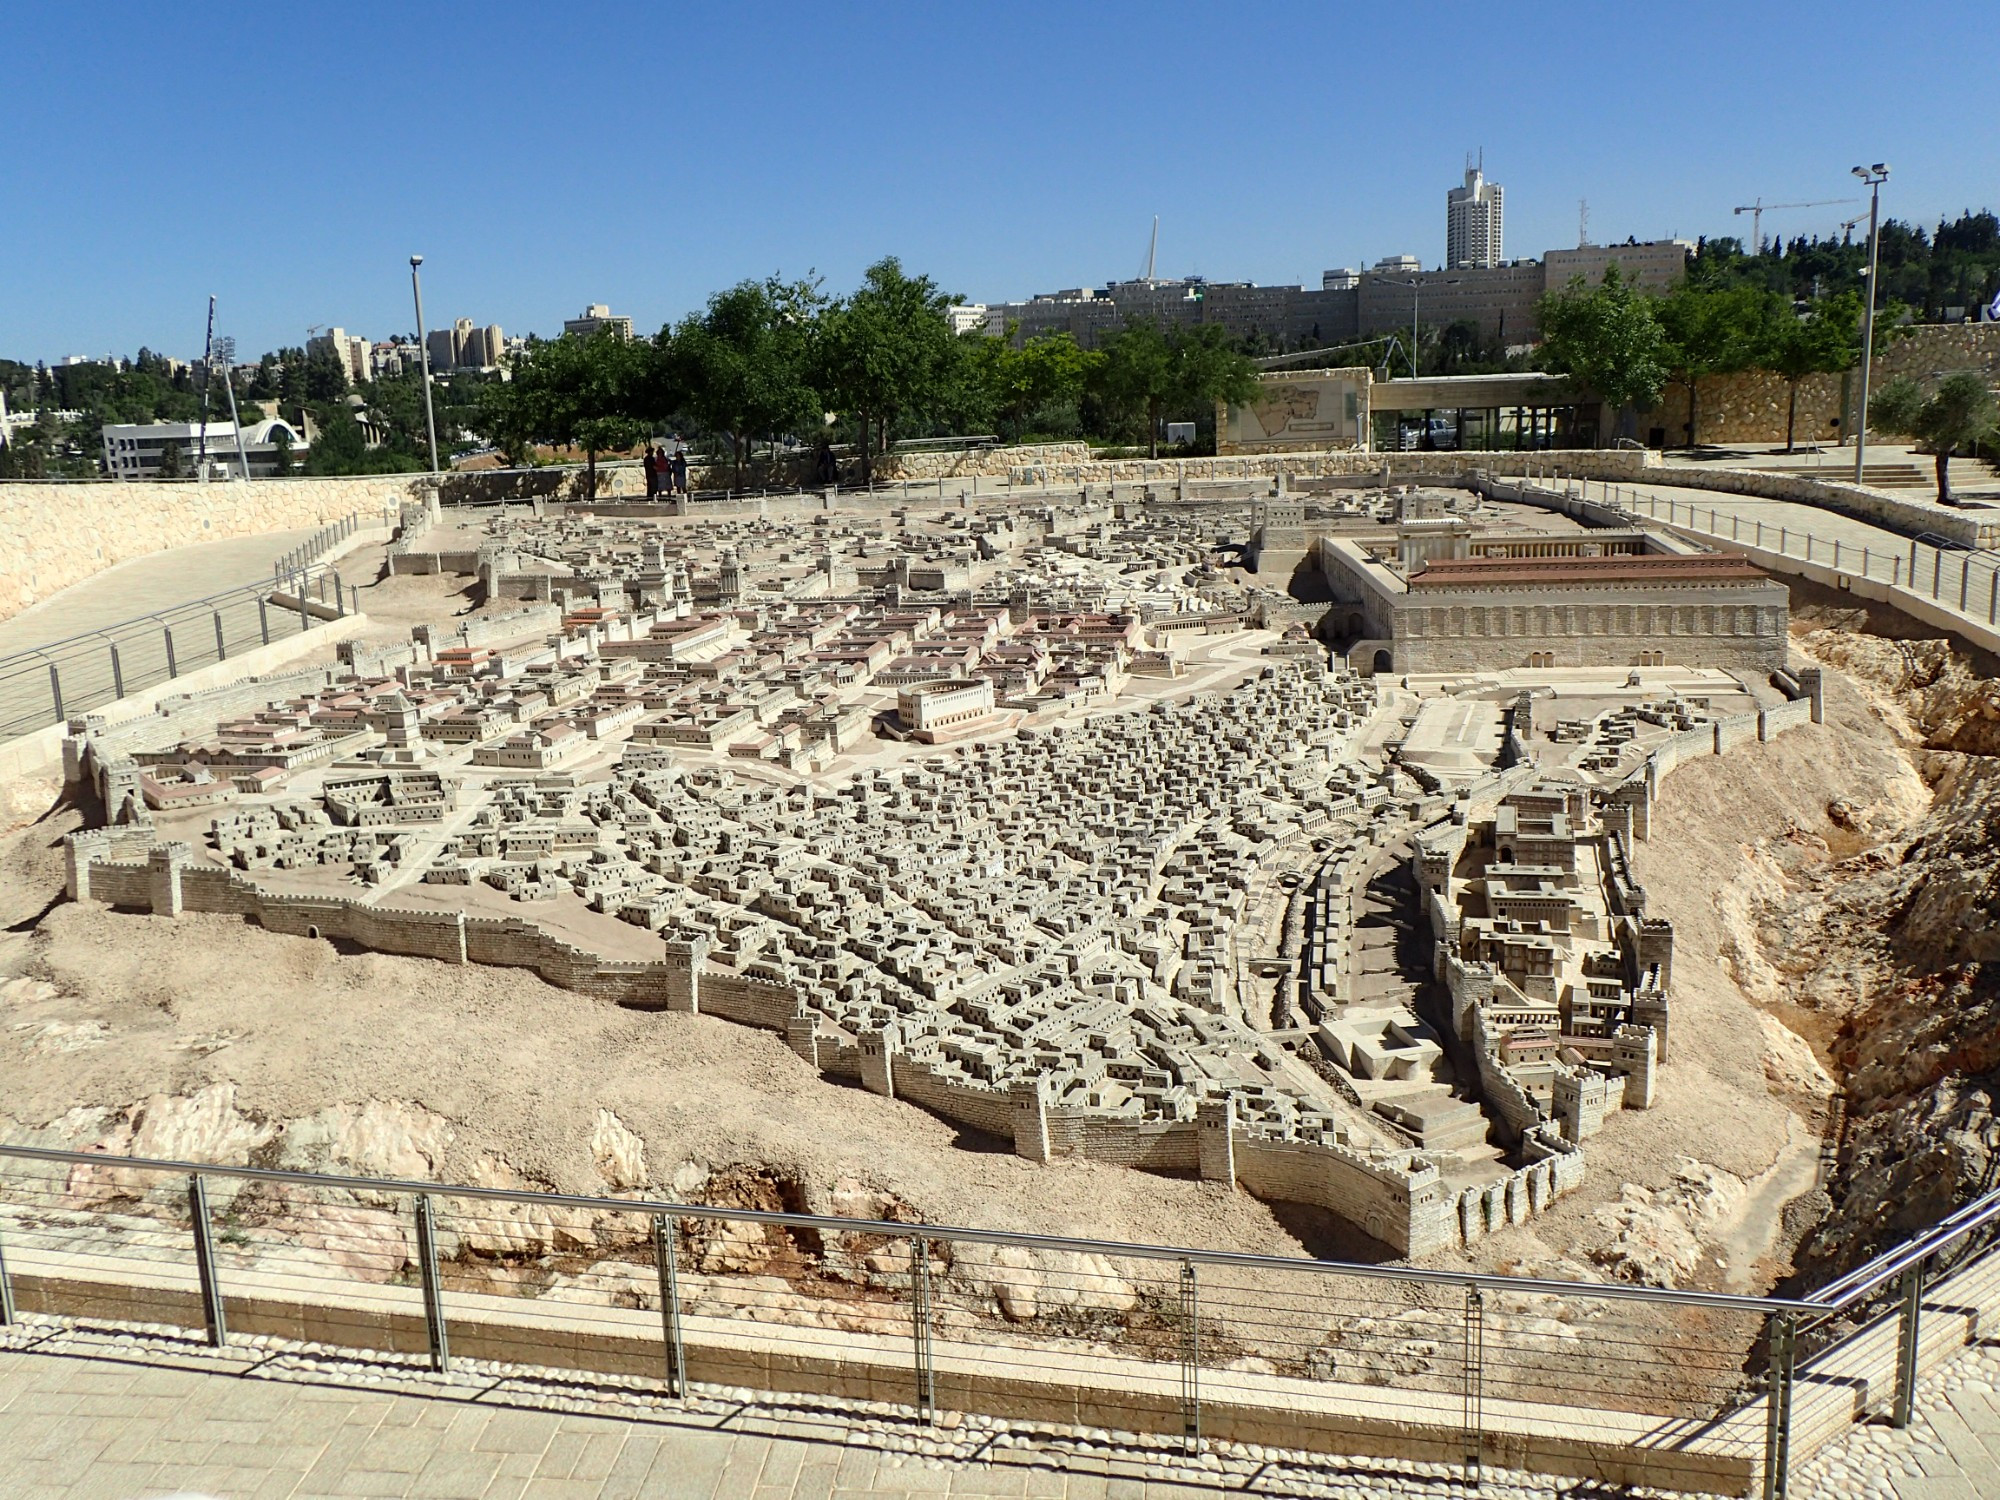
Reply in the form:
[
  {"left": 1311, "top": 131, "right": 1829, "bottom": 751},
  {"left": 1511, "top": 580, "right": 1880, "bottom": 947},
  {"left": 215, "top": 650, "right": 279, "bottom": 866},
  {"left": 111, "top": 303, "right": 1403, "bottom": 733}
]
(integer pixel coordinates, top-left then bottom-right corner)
[
  {"left": 1463, "top": 1282, "right": 1484, "bottom": 1484},
  {"left": 0, "top": 1210, "right": 16, "bottom": 1326},
  {"left": 415, "top": 1192, "right": 450, "bottom": 1373},
  {"left": 1894, "top": 556, "right": 1903, "bottom": 587},
  {"left": 258, "top": 597, "right": 271, "bottom": 645},
  {"left": 188, "top": 1173, "right": 227, "bottom": 1348},
  {"left": 911, "top": 1234, "right": 935, "bottom": 1421},
  {"left": 333, "top": 572, "right": 345, "bottom": 617},
  {"left": 1763, "top": 1310, "right": 1796, "bottom": 1500},
  {"left": 1833, "top": 539, "right": 1841, "bottom": 569},
  {"left": 163, "top": 626, "right": 177, "bottom": 679},
  {"left": 1933, "top": 550, "right": 1943, "bottom": 599},
  {"left": 1959, "top": 557, "right": 1971, "bottom": 612},
  {"left": 1989, "top": 568, "right": 1998, "bottom": 625},
  {"left": 1862, "top": 547, "right": 1871, "bottom": 580},
  {"left": 1893, "top": 1260, "right": 1926, "bottom": 1427},
  {"left": 653, "top": 1214, "right": 686, "bottom": 1398},
  {"left": 1179, "top": 1258, "right": 1201, "bottom": 1451},
  {"left": 109, "top": 641, "right": 124, "bottom": 700},
  {"left": 48, "top": 663, "right": 63, "bottom": 723},
  {"left": 213, "top": 610, "right": 227, "bottom": 663},
  {"left": 1780, "top": 527, "right": 1788, "bottom": 555}
]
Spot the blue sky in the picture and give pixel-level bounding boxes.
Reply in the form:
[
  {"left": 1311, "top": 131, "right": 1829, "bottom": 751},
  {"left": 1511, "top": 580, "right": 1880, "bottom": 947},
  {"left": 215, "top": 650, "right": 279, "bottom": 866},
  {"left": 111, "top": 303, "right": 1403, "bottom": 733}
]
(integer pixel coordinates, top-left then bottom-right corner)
[{"left": 2, "top": 1, "right": 1992, "bottom": 364}]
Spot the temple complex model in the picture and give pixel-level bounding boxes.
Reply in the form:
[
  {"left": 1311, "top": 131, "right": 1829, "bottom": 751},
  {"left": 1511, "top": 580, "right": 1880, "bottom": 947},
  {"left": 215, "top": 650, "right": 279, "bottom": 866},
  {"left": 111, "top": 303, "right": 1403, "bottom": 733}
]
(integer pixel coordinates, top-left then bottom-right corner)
[{"left": 56, "top": 474, "right": 1815, "bottom": 1256}]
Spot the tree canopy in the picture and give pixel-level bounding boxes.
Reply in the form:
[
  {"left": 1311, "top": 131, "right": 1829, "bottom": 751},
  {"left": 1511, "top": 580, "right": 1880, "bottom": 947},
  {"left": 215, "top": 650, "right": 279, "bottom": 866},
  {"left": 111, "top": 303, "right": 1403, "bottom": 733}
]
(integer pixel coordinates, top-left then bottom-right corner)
[
  {"left": 1088, "top": 319, "right": 1261, "bottom": 457},
  {"left": 1757, "top": 290, "right": 1861, "bottom": 451},
  {"left": 1869, "top": 371, "right": 1999, "bottom": 504},
  {"left": 658, "top": 276, "right": 826, "bottom": 481},
  {"left": 1535, "top": 267, "right": 1671, "bottom": 428},
  {"left": 1655, "top": 283, "right": 1764, "bottom": 445},
  {"left": 815, "top": 258, "right": 961, "bottom": 481},
  {"left": 478, "top": 328, "right": 649, "bottom": 492}
]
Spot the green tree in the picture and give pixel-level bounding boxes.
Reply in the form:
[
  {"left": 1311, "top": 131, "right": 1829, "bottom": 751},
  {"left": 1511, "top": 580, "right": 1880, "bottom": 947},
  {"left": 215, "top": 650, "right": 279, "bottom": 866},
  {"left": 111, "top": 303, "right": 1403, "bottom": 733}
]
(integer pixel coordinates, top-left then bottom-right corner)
[
  {"left": 479, "top": 329, "right": 648, "bottom": 494},
  {"left": 1656, "top": 283, "right": 1763, "bottom": 446},
  {"left": 816, "top": 257, "right": 958, "bottom": 482},
  {"left": 660, "top": 275, "right": 824, "bottom": 483},
  {"left": 1535, "top": 267, "right": 1669, "bottom": 437},
  {"left": 269, "top": 429, "right": 295, "bottom": 476},
  {"left": 1170, "top": 323, "right": 1261, "bottom": 451},
  {"left": 1090, "top": 320, "right": 1262, "bottom": 457},
  {"left": 978, "top": 327, "right": 1098, "bottom": 439},
  {"left": 1756, "top": 291, "right": 1861, "bottom": 452},
  {"left": 1868, "top": 372, "right": 1999, "bottom": 505},
  {"left": 156, "top": 440, "right": 184, "bottom": 478},
  {"left": 1090, "top": 319, "right": 1174, "bottom": 453}
]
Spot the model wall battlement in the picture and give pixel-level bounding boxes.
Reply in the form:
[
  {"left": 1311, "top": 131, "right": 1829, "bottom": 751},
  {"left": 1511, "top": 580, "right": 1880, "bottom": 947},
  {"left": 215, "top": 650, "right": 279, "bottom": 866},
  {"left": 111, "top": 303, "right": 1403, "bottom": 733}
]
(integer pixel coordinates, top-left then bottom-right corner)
[{"left": 64, "top": 832, "right": 1574, "bottom": 1257}]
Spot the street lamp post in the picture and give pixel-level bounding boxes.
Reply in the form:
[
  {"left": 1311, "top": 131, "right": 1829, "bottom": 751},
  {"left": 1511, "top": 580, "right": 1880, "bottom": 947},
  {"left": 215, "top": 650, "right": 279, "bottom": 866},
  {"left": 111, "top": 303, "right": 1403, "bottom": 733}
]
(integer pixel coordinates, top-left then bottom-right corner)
[
  {"left": 1399, "top": 278, "right": 1423, "bottom": 378},
  {"left": 409, "top": 255, "right": 441, "bottom": 476},
  {"left": 1851, "top": 164, "right": 1889, "bottom": 486}
]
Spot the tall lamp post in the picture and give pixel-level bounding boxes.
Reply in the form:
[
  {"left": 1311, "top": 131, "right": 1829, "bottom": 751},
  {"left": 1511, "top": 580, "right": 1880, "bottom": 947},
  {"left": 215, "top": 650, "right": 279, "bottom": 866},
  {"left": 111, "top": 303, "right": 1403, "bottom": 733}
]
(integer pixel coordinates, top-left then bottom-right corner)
[
  {"left": 1851, "top": 164, "right": 1889, "bottom": 485},
  {"left": 409, "top": 255, "right": 441, "bottom": 476},
  {"left": 1394, "top": 275, "right": 1461, "bottom": 378}
]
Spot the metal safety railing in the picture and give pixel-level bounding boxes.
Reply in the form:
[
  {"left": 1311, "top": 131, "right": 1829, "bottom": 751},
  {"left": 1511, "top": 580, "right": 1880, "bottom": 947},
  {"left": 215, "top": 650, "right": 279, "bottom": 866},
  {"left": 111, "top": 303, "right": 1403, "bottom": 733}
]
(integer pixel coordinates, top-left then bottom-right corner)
[
  {"left": 1555, "top": 476, "right": 2000, "bottom": 631},
  {"left": 2, "top": 1144, "right": 1996, "bottom": 1495},
  {"left": 272, "top": 509, "right": 390, "bottom": 581},
  {"left": 0, "top": 561, "right": 354, "bottom": 743}
]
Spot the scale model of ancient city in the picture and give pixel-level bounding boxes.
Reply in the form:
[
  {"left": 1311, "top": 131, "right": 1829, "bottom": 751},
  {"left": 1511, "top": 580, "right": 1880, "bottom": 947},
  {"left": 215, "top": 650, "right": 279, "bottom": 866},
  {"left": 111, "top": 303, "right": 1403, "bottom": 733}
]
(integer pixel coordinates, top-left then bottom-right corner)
[{"left": 60, "top": 474, "right": 1810, "bottom": 1259}]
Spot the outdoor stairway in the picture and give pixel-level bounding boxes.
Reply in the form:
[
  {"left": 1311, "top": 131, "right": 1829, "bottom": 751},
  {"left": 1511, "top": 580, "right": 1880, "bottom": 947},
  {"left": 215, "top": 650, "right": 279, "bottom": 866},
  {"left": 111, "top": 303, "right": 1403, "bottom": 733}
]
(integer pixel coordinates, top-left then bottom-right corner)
[
  {"left": 1372, "top": 1091, "right": 1493, "bottom": 1154},
  {"left": 1858, "top": 461, "right": 1930, "bottom": 488}
]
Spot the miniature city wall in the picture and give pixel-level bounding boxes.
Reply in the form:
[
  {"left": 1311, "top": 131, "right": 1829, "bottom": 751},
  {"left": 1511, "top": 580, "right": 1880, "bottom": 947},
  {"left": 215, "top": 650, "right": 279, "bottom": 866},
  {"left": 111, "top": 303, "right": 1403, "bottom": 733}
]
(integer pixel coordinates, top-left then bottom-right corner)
[
  {"left": 40, "top": 484, "right": 1824, "bottom": 1262},
  {"left": 62, "top": 830, "right": 1566, "bottom": 1258}
]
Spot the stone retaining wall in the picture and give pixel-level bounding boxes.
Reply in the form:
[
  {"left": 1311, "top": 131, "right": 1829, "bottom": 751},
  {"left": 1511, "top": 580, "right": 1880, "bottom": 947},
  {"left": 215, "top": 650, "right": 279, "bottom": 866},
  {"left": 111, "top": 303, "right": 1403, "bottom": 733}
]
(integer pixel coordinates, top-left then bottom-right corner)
[
  {"left": 1654, "top": 322, "right": 2000, "bottom": 447},
  {"left": 0, "top": 475, "right": 421, "bottom": 623}
]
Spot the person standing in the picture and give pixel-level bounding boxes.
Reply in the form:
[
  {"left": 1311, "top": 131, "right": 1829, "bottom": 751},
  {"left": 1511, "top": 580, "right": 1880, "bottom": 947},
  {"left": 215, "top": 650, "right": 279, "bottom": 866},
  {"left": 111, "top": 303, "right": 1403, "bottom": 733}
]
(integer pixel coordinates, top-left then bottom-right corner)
[
  {"left": 672, "top": 445, "right": 688, "bottom": 496},
  {"left": 642, "top": 445, "right": 659, "bottom": 500}
]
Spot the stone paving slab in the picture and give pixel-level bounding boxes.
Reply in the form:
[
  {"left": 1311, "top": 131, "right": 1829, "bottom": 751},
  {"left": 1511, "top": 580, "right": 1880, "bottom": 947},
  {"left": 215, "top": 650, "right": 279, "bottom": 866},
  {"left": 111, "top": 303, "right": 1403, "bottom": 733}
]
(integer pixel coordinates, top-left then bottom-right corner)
[{"left": 4, "top": 1319, "right": 2000, "bottom": 1499}]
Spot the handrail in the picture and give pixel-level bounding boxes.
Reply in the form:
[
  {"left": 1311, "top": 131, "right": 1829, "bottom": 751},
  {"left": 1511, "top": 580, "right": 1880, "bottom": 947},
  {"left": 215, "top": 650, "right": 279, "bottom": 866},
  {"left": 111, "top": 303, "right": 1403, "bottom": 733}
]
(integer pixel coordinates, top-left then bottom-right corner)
[
  {"left": 0, "top": 1141, "right": 1811, "bottom": 1314},
  {"left": 0, "top": 562, "right": 341, "bottom": 674},
  {"left": 1805, "top": 1185, "right": 2000, "bottom": 1310},
  {"left": 11, "top": 1139, "right": 1986, "bottom": 1324}
]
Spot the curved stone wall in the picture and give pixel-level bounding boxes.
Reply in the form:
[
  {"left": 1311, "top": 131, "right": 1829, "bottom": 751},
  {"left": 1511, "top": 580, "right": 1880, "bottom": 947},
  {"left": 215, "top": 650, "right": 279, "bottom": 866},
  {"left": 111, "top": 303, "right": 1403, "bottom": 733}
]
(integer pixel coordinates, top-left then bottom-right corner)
[{"left": 0, "top": 475, "right": 425, "bottom": 623}]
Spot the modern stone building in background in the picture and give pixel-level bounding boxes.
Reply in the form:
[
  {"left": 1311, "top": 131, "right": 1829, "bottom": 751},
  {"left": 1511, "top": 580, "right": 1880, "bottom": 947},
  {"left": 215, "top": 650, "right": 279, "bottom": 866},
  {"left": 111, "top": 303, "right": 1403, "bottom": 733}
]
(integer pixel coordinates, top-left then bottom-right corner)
[{"left": 1446, "top": 163, "right": 1505, "bottom": 270}]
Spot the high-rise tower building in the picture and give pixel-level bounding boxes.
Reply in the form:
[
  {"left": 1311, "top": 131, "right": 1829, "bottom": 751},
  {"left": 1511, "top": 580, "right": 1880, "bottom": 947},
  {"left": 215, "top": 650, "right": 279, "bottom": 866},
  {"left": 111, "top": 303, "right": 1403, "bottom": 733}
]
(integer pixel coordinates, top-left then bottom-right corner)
[{"left": 1446, "top": 163, "right": 1504, "bottom": 270}]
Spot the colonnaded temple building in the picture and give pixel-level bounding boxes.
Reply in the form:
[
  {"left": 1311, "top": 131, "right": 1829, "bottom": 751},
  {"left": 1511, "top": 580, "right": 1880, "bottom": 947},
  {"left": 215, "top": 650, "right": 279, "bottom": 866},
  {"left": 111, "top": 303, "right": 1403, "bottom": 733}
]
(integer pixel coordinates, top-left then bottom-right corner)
[{"left": 1313, "top": 492, "right": 1790, "bottom": 676}]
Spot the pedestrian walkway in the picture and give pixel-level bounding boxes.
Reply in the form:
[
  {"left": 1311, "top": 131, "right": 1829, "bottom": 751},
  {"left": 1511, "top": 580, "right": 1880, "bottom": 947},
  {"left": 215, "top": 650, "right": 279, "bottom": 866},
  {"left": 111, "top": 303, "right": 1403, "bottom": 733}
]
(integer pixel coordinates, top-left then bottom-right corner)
[
  {"left": 0, "top": 528, "right": 325, "bottom": 741},
  {"left": 0, "top": 529, "right": 321, "bottom": 658},
  {"left": 1580, "top": 479, "right": 2000, "bottom": 649},
  {"left": 6, "top": 1321, "right": 2000, "bottom": 1499}
]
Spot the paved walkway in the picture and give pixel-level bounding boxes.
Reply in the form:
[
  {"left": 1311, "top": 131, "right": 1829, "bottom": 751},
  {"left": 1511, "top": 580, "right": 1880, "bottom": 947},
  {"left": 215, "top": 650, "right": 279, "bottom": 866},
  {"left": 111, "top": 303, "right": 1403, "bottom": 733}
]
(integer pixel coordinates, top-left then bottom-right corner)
[
  {"left": 0, "top": 528, "right": 325, "bottom": 741},
  {"left": 0, "top": 529, "right": 322, "bottom": 659},
  {"left": 1579, "top": 479, "right": 2000, "bottom": 642},
  {"left": 7, "top": 1328, "right": 2000, "bottom": 1499},
  {"left": 0, "top": 1344, "right": 1089, "bottom": 1500}
]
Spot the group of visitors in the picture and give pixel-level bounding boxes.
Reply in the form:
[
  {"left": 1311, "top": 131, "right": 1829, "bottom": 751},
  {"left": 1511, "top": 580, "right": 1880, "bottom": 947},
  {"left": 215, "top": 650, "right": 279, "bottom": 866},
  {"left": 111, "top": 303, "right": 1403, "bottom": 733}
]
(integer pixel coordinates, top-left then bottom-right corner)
[{"left": 643, "top": 443, "right": 689, "bottom": 500}]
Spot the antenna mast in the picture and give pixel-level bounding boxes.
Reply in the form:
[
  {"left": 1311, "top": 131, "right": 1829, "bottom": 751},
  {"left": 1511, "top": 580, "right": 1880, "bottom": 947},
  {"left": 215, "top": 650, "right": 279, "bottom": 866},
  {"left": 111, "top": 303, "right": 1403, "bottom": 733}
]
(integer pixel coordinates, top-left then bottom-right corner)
[
  {"left": 1144, "top": 216, "right": 1159, "bottom": 282},
  {"left": 1578, "top": 200, "right": 1590, "bottom": 248}
]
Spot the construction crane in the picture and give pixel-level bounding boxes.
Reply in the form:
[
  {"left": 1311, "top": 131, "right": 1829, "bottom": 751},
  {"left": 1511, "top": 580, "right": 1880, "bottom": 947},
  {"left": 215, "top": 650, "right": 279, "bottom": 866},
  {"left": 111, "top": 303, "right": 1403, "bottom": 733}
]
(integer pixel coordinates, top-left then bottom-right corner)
[{"left": 1733, "top": 197, "right": 1857, "bottom": 254}]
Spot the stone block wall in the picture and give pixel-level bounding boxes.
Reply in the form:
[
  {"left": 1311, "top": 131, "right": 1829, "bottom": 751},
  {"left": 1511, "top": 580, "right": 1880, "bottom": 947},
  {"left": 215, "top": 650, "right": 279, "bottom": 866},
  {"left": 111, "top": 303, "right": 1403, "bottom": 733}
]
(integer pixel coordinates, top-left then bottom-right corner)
[
  {"left": 1760, "top": 698, "right": 1814, "bottom": 740},
  {"left": 1713, "top": 713, "right": 1759, "bottom": 755},
  {"left": 0, "top": 474, "right": 423, "bottom": 623},
  {"left": 1651, "top": 322, "right": 2000, "bottom": 447}
]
